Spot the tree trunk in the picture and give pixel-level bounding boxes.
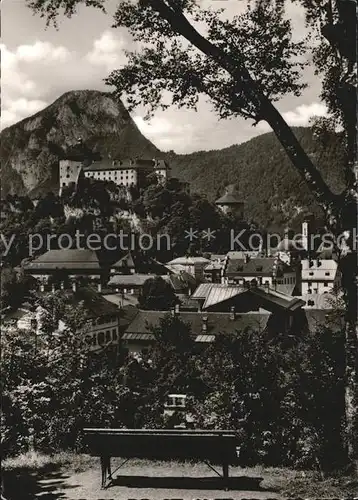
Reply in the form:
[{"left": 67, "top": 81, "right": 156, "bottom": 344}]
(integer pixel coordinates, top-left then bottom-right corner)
[{"left": 339, "top": 219, "right": 358, "bottom": 474}]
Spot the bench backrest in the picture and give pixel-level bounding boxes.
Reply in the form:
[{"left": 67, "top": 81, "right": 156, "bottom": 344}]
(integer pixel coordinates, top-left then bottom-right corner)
[{"left": 83, "top": 428, "right": 239, "bottom": 461}]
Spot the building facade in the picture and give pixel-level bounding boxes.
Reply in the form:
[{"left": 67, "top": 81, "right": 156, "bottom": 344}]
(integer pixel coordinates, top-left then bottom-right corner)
[
  {"left": 301, "top": 258, "right": 340, "bottom": 295},
  {"left": 83, "top": 158, "right": 170, "bottom": 188}
]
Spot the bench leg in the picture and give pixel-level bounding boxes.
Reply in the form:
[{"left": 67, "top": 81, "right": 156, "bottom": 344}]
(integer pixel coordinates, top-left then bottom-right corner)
[
  {"left": 222, "top": 462, "right": 229, "bottom": 491},
  {"left": 108, "top": 457, "right": 112, "bottom": 481},
  {"left": 100, "top": 456, "right": 111, "bottom": 489}
]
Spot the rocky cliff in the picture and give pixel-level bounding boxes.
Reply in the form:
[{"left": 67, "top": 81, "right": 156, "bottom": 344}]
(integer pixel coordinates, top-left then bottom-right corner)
[{"left": 0, "top": 90, "right": 160, "bottom": 197}]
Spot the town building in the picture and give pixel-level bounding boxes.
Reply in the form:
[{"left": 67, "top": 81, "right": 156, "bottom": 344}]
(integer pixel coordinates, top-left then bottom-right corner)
[
  {"left": 120, "top": 280, "right": 306, "bottom": 354},
  {"left": 83, "top": 158, "right": 170, "bottom": 188},
  {"left": 23, "top": 249, "right": 106, "bottom": 291},
  {"left": 58, "top": 139, "right": 170, "bottom": 194},
  {"left": 110, "top": 251, "right": 170, "bottom": 276},
  {"left": 166, "top": 256, "right": 211, "bottom": 281},
  {"left": 58, "top": 140, "right": 99, "bottom": 196},
  {"left": 221, "top": 255, "right": 297, "bottom": 290},
  {"left": 107, "top": 271, "right": 196, "bottom": 298},
  {"left": 1, "top": 287, "right": 134, "bottom": 353},
  {"left": 121, "top": 307, "right": 272, "bottom": 355},
  {"left": 300, "top": 257, "right": 340, "bottom": 295}
]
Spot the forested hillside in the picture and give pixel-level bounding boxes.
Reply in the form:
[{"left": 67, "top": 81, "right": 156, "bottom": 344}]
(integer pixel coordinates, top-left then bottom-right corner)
[{"left": 169, "top": 127, "right": 345, "bottom": 231}]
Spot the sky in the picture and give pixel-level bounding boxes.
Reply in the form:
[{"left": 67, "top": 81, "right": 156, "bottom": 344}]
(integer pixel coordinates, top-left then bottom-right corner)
[{"left": 1, "top": 0, "right": 328, "bottom": 153}]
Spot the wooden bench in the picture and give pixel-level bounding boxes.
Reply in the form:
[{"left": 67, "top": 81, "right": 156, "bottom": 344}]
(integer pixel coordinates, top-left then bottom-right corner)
[{"left": 83, "top": 428, "right": 241, "bottom": 490}]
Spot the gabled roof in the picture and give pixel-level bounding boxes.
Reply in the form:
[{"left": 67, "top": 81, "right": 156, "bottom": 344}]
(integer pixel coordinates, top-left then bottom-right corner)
[
  {"left": 84, "top": 158, "right": 169, "bottom": 172},
  {"left": 191, "top": 283, "right": 217, "bottom": 300},
  {"left": 167, "top": 256, "right": 211, "bottom": 266},
  {"left": 276, "top": 284, "right": 295, "bottom": 296},
  {"left": 163, "top": 272, "right": 197, "bottom": 293},
  {"left": 191, "top": 283, "right": 305, "bottom": 312},
  {"left": 203, "top": 286, "right": 245, "bottom": 309},
  {"left": 204, "top": 262, "right": 223, "bottom": 271},
  {"left": 215, "top": 193, "right": 243, "bottom": 205},
  {"left": 251, "top": 287, "right": 304, "bottom": 312},
  {"left": 225, "top": 257, "right": 285, "bottom": 277},
  {"left": 111, "top": 252, "right": 135, "bottom": 270},
  {"left": 24, "top": 249, "right": 101, "bottom": 272},
  {"left": 108, "top": 274, "right": 156, "bottom": 287},
  {"left": 124, "top": 310, "right": 271, "bottom": 336}
]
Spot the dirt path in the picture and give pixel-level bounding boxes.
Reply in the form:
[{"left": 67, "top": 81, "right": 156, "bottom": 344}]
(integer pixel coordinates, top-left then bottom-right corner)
[{"left": 35, "top": 461, "right": 283, "bottom": 500}]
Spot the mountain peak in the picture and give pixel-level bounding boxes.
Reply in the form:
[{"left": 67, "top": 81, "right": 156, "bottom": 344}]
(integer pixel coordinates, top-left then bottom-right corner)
[{"left": 0, "top": 90, "right": 159, "bottom": 197}]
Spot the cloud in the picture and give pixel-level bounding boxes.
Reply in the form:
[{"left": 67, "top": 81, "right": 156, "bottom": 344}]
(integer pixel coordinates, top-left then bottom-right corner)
[
  {"left": 0, "top": 15, "right": 325, "bottom": 153},
  {"left": 0, "top": 31, "right": 132, "bottom": 130},
  {"left": 1, "top": 44, "right": 38, "bottom": 98},
  {"left": 85, "top": 30, "right": 130, "bottom": 71},
  {"left": 16, "top": 41, "right": 71, "bottom": 62},
  {"left": 133, "top": 115, "right": 195, "bottom": 151},
  {"left": 282, "top": 102, "right": 328, "bottom": 126},
  {"left": 257, "top": 102, "right": 328, "bottom": 134},
  {"left": 1, "top": 98, "right": 47, "bottom": 129}
]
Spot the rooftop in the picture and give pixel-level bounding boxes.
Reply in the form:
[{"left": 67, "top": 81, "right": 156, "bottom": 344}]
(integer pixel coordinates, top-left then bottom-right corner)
[
  {"left": 24, "top": 249, "right": 101, "bottom": 272},
  {"left": 225, "top": 257, "right": 281, "bottom": 276},
  {"left": 215, "top": 192, "right": 243, "bottom": 205},
  {"left": 167, "top": 256, "right": 211, "bottom": 266},
  {"left": 191, "top": 283, "right": 304, "bottom": 312},
  {"left": 84, "top": 158, "right": 169, "bottom": 172},
  {"left": 125, "top": 309, "right": 271, "bottom": 337},
  {"left": 108, "top": 274, "right": 157, "bottom": 287}
]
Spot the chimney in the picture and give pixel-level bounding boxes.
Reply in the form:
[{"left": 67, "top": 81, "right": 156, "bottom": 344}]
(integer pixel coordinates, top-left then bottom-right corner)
[
  {"left": 40, "top": 283, "right": 45, "bottom": 292},
  {"left": 230, "top": 306, "right": 236, "bottom": 320},
  {"left": 72, "top": 282, "right": 77, "bottom": 292},
  {"left": 51, "top": 283, "right": 55, "bottom": 293},
  {"left": 202, "top": 314, "right": 208, "bottom": 332}
]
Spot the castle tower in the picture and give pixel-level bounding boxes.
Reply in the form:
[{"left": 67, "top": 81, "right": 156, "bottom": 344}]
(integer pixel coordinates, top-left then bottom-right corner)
[
  {"left": 215, "top": 185, "right": 244, "bottom": 219},
  {"left": 58, "top": 139, "right": 100, "bottom": 196}
]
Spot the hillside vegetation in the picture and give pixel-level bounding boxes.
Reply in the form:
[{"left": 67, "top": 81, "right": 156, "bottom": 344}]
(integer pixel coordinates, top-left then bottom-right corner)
[
  {"left": 0, "top": 89, "right": 345, "bottom": 230},
  {"left": 169, "top": 127, "right": 345, "bottom": 231}
]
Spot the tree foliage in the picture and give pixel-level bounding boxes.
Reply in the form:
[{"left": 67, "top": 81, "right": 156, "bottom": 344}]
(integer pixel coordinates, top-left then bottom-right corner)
[
  {"left": 138, "top": 276, "right": 178, "bottom": 310},
  {"left": 0, "top": 311, "right": 347, "bottom": 470}
]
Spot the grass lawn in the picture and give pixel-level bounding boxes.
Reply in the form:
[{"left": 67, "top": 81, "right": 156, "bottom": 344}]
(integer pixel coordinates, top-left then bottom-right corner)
[{"left": 2, "top": 452, "right": 357, "bottom": 500}]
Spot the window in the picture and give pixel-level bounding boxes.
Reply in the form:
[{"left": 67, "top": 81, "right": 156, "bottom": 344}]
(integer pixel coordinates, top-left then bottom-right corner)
[
  {"left": 112, "top": 328, "right": 118, "bottom": 341},
  {"left": 325, "top": 272, "right": 330, "bottom": 276},
  {"left": 307, "top": 300, "right": 315, "bottom": 306},
  {"left": 309, "top": 272, "right": 314, "bottom": 276},
  {"left": 98, "top": 332, "right": 105, "bottom": 346},
  {"left": 105, "top": 330, "right": 111, "bottom": 343},
  {"left": 324, "top": 283, "right": 328, "bottom": 287}
]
